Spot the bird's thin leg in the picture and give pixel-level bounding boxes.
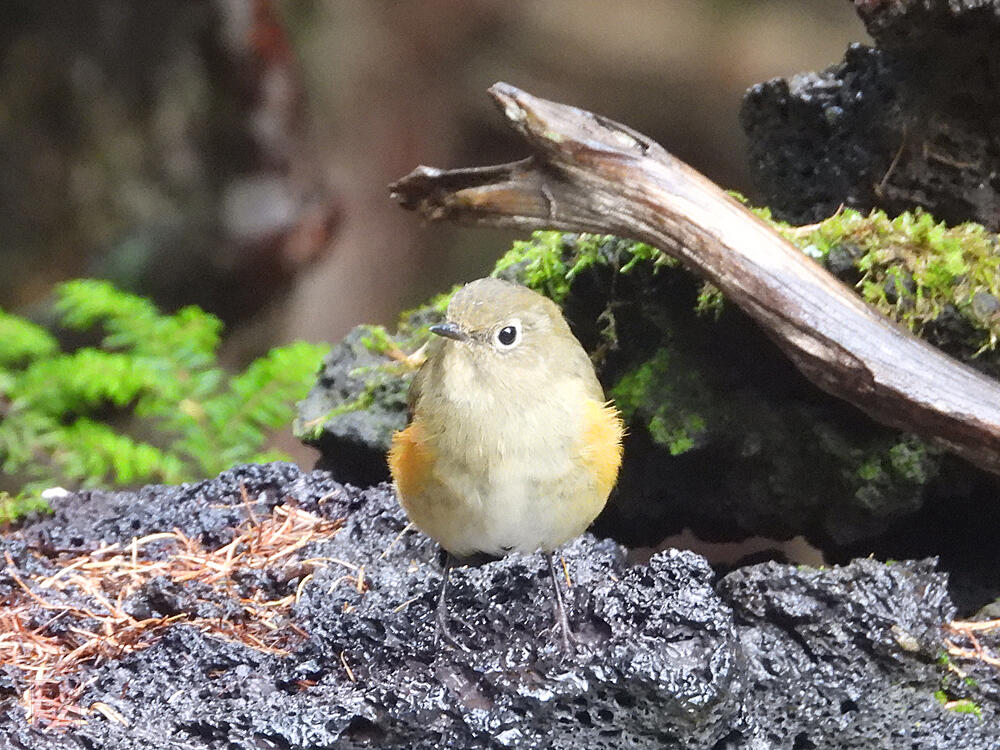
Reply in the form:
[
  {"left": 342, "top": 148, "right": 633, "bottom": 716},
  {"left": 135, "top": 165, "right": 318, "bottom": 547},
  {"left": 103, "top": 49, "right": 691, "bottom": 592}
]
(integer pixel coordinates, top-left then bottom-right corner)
[
  {"left": 546, "top": 552, "right": 574, "bottom": 654},
  {"left": 435, "top": 552, "right": 470, "bottom": 651}
]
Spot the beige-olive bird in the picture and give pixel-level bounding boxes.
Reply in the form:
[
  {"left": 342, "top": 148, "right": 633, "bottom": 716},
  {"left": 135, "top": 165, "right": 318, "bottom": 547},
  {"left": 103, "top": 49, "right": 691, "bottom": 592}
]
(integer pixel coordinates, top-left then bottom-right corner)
[{"left": 389, "top": 278, "right": 624, "bottom": 650}]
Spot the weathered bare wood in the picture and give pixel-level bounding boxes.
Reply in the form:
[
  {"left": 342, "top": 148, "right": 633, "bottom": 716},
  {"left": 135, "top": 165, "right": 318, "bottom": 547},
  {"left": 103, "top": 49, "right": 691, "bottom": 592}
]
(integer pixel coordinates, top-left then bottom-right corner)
[{"left": 389, "top": 82, "right": 1000, "bottom": 477}]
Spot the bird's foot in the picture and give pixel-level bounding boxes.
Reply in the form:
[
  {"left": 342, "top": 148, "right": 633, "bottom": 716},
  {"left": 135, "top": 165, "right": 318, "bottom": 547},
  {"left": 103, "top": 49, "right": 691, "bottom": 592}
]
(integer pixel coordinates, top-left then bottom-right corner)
[
  {"left": 434, "top": 601, "right": 471, "bottom": 652},
  {"left": 542, "top": 552, "right": 586, "bottom": 657},
  {"left": 541, "top": 608, "right": 589, "bottom": 656}
]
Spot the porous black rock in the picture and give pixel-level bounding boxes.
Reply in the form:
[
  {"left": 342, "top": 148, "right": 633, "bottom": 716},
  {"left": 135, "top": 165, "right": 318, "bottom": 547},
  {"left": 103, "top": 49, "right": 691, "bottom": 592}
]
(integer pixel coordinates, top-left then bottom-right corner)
[
  {"left": 855, "top": 0, "right": 1000, "bottom": 52},
  {"left": 20, "top": 461, "right": 328, "bottom": 552},
  {"left": 295, "top": 327, "right": 413, "bottom": 487},
  {"left": 2, "top": 463, "right": 997, "bottom": 748},
  {"left": 741, "top": 0, "right": 1000, "bottom": 229}
]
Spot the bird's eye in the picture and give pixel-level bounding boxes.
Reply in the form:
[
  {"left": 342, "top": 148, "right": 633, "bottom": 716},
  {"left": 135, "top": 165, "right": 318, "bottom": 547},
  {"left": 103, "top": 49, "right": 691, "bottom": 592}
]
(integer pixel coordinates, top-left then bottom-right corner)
[{"left": 493, "top": 319, "right": 522, "bottom": 349}]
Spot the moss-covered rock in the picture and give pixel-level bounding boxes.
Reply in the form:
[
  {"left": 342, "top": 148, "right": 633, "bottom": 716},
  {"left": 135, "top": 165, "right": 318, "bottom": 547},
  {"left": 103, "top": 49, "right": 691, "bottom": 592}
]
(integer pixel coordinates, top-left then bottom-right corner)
[
  {"left": 769, "top": 206, "right": 1000, "bottom": 376},
  {"left": 297, "top": 210, "right": 1000, "bottom": 549},
  {"left": 294, "top": 295, "right": 449, "bottom": 486}
]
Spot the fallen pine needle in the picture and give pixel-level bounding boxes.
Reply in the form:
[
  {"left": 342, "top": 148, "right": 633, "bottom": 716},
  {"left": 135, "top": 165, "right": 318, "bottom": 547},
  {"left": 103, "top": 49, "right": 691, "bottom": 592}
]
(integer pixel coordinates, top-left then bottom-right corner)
[
  {"left": 945, "top": 619, "right": 1000, "bottom": 670},
  {"left": 295, "top": 573, "right": 315, "bottom": 603},
  {"left": 90, "top": 701, "right": 128, "bottom": 725},
  {"left": 380, "top": 522, "right": 413, "bottom": 559},
  {"left": 392, "top": 596, "right": 420, "bottom": 613},
  {"left": 1, "top": 503, "right": 346, "bottom": 728},
  {"left": 339, "top": 650, "right": 356, "bottom": 682},
  {"left": 561, "top": 556, "right": 572, "bottom": 588}
]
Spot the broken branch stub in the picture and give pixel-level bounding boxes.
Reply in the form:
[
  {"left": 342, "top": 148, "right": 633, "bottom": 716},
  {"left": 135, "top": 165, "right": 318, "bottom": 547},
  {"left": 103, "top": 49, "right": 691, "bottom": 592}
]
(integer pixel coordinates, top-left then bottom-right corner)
[{"left": 389, "top": 82, "right": 1000, "bottom": 477}]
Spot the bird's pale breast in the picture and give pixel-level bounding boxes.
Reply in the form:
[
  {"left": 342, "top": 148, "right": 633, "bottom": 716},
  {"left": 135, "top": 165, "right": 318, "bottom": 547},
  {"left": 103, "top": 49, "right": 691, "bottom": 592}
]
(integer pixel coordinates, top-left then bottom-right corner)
[{"left": 389, "top": 384, "right": 623, "bottom": 557}]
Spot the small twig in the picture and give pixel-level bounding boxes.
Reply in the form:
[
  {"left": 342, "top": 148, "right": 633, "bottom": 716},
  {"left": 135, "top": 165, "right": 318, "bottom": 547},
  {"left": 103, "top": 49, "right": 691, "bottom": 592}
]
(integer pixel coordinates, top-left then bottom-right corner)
[
  {"left": 90, "top": 701, "right": 128, "bottom": 725},
  {"left": 875, "top": 126, "right": 907, "bottom": 198},
  {"left": 380, "top": 522, "right": 414, "bottom": 559},
  {"left": 339, "top": 650, "right": 357, "bottom": 682},
  {"left": 561, "top": 556, "right": 572, "bottom": 588},
  {"left": 392, "top": 596, "right": 421, "bottom": 613},
  {"left": 949, "top": 619, "right": 1000, "bottom": 633}
]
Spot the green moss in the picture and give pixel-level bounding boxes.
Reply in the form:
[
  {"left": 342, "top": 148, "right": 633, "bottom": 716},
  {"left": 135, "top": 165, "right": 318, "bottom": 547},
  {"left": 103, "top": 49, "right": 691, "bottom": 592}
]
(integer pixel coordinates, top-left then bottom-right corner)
[
  {"left": 935, "top": 648, "right": 988, "bottom": 721},
  {"left": 650, "top": 413, "right": 707, "bottom": 456},
  {"left": 770, "top": 208, "right": 1000, "bottom": 358},
  {"left": 856, "top": 457, "right": 882, "bottom": 482},
  {"left": 358, "top": 325, "right": 398, "bottom": 356},
  {"left": 949, "top": 700, "right": 983, "bottom": 719},
  {"left": 610, "top": 350, "right": 664, "bottom": 419},
  {"left": 887, "top": 440, "right": 935, "bottom": 483},
  {"left": 492, "top": 231, "right": 664, "bottom": 304},
  {"left": 610, "top": 350, "right": 709, "bottom": 456},
  {"left": 934, "top": 691, "right": 982, "bottom": 719},
  {"left": 298, "top": 388, "right": 377, "bottom": 439},
  {"left": 0, "top": 491, "right": 50, "bottom": 525},
  {"left": 694, "top": 282, "right": 725, "bottom": 319},
  {"left": 844, "top": 435, "right": 938, "bottom": 516},
  {"left": 493, "top": 231, "right": 575, "bottom": 302},
  {"left": 852, "top": 436, "right": 936, "bottom": 488}
]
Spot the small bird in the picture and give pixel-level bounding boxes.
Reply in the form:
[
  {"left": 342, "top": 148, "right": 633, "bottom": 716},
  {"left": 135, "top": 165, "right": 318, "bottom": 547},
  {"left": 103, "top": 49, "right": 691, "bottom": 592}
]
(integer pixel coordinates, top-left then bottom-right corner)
[{"left": 388, "top": 277, "right": 624, "bottom": 650}]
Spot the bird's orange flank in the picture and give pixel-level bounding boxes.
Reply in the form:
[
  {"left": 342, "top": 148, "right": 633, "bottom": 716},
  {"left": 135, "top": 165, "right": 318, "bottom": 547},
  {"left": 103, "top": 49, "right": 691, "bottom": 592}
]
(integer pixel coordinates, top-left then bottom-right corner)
[
  {"left": 579, "top": 399, "right": 625, "bottom": 499},
  {"left": 388, "top": 420, "right": 435, "bottom": 501}
]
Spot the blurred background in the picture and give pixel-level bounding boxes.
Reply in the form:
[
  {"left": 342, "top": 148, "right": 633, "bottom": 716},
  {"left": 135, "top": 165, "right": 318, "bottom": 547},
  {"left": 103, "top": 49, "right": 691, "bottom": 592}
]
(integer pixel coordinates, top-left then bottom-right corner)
[{"left": 1, "top": 0, "right": 867, "bottom": 362}]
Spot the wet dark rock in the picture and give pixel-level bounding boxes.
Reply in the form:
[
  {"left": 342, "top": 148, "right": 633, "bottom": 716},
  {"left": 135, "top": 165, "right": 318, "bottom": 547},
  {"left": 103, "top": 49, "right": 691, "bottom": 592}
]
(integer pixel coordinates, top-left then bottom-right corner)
[
  {"left": 2, "top": 463, "right": 997, "bottom": 749},
  {"left": 972, "top": 290, "right": 1000, "bottom": 321},
  {"left": 122, "top": 576, "right": 249, "bottom": 622},
  {"left": 824, "top": 242, "right": 864, "bottom": 283},
  {"left": 741, "top": 1, "right": 1000, "bottom": 230},
  {"left": 741, "top": 44, "right": 896, "bottom": 227},
  {"left": 295, "top": 327, "right": 412, "bottom": 486},
  {"left": 856, "top": 0, "right": 1000, "bottom": 52},
  {"left": 19, "top": 462, "right": 340, "bottom": 552}
]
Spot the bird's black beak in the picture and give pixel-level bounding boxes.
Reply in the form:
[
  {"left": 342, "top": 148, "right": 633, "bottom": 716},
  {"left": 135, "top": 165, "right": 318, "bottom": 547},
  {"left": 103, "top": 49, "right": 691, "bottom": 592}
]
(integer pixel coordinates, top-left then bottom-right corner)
[{"left": 429, "top": 322, "right": 469, "bottom": 342}]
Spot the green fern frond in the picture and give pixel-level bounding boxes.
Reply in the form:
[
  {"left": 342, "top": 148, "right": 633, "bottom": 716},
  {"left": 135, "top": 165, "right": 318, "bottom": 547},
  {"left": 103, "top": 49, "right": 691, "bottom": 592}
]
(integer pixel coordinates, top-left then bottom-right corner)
[
  {"left": 13, "top": 350, "right": 160, "bottom": 415},
  {"left": 56, "top": 280, "right": 223, "bottom": 365},
  {"left": 0, "top": 310, "right": 59, "bottom": 367},
  {"left": 53, "top": 418, "right": 188, "bottom": 486},
  {"left": 0, "top": 280, "right": 327, "bottom": 519},
  {"left": 56, "top": 279, "right": 160, "bottom": 330},
  {"left": 175, "top": 340, "right": 329, "bottom": 475}
]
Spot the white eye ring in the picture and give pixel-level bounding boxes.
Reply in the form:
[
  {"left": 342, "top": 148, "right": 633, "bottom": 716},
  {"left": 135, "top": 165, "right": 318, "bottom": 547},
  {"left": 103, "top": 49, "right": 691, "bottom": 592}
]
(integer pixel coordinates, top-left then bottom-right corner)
[{"left": 493, "top": 319, "right": 522, "bottom": 350}]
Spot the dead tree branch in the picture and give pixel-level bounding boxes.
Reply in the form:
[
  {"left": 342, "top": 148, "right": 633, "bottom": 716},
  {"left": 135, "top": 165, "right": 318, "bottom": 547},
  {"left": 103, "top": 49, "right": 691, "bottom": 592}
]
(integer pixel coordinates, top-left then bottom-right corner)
[{"left": 389, "top": 83, "right": 1000, "bottom": 477}]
